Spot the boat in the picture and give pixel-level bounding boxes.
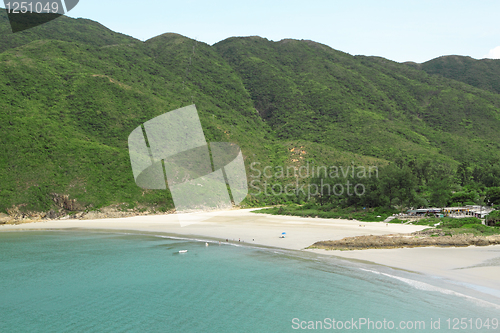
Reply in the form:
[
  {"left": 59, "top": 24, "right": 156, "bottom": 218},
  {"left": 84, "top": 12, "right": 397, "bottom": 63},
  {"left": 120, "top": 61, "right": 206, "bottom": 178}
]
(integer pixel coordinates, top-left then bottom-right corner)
[{"left": 178, "top": 250, "right": 188, "bottom": 253}]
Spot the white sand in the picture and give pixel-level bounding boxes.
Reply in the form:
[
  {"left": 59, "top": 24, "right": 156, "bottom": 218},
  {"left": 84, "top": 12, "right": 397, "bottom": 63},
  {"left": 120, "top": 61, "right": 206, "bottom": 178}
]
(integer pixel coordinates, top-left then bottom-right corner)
[
  {"left": 2, "top": 208, "right": 499, "bottom": 294},
  {"left": 311, "top": 246, "right": 500, "bottom": 292},
  {"left": 0, "top": 209, "right": 427, "bottom": 249}
]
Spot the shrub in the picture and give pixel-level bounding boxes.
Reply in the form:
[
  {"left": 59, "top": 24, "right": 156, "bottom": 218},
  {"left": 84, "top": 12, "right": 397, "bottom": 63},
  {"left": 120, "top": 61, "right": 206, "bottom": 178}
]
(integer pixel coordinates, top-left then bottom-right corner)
[{"left": 442, "top": 217, "right": 482, "bottom": 228}]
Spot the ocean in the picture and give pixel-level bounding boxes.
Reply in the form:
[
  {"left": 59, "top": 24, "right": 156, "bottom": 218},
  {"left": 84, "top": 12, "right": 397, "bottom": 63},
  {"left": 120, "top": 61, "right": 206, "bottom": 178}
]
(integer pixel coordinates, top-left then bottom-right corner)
[{"left": 0, "top": 231, "right": 499, "bottom": 332}]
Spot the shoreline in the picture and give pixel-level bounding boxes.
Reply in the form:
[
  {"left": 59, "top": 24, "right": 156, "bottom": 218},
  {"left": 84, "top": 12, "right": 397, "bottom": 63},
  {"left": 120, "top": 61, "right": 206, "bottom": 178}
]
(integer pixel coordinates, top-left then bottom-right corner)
[
  {"left": 310, "top": 246, "right": 500, "bottom": 298},
  {"left": 2, "top": 208, "right": 500, "bottom": 300},
  {"left": 0, "top": 208, "right": 429, "bottom": 250}
]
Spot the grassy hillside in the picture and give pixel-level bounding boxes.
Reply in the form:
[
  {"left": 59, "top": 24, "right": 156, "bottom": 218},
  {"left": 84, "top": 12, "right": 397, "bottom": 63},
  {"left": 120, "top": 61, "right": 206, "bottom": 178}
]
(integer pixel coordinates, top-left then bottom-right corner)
[
  {"left": 414, "top": 55, "right": 500, "bottom": 95},
  {"left": 2, "top": 11, "right": 500, "bottom": 215},
  {"left": 0, "top": 13, "right": 138, "bottom": 53},
  {"left": 0, "top": 13, "right": 373, "bottom": 214},
  {"left": 214, "top": 38, "right": 500, "bottom": 165}
]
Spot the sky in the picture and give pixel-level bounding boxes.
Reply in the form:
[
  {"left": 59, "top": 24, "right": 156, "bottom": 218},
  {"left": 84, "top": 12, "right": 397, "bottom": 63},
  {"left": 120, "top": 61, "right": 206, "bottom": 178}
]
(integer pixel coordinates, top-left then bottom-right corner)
[{"left": 65, "top": 0, "right": 500, "bottom": 63}]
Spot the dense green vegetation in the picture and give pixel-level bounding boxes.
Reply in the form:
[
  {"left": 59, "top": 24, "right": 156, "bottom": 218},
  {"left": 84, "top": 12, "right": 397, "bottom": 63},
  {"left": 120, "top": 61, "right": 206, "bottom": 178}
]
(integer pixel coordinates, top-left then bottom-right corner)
[
  {"left": 215, "top": 38, "right": 500, "bottom": 164},
  {"left": 408, "top": 217, "right": 500, "bottom": 236},
  {"left": 485, "top": 210, "right": 500, "bottom": 227},
  {"left": 250, "top": 157, "right": 500, "bottom": 211},
  {"left": 411, "top": 55, "right": 500, "bottom": 95},
  {"left": 1, "top": 11, "right": 500, "bottom": 215},
  {"left": 255, "top": 204, "right": 395, "bottom": 222},
  {"left": 0, "top": 14, "right": 277, "bottom": 213}
]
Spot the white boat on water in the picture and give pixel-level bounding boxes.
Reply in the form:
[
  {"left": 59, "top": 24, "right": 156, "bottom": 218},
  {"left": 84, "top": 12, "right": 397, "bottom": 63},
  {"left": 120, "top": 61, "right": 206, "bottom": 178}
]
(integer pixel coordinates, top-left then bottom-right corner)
[{"left": 178, "top": 250, "right": 188, "bottom": 253}]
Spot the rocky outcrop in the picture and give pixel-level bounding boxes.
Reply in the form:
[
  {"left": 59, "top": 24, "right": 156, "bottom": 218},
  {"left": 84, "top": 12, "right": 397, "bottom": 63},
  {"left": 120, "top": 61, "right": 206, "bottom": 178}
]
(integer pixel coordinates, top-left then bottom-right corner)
[
  {"left": 52, "top": 193, "right": 83, "bottom": 211},
  {"left": 310, "top": 232, "right": 500, "bottom": 250},
  {"left": 0, "top": 213, "right": 10, "bottom": 224},
  {"left": 77, "top": 205, "right": 174, "bottom": 220},
  {"left": 1, "top": 199, "right": 174, "bottom": 225}
]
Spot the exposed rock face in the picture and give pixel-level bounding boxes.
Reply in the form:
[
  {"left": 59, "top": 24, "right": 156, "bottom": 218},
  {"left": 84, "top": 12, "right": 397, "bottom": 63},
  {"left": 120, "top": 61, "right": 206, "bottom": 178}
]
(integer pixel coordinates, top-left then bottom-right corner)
[
  {"left": 0, "top": 213, "right": 10, "bottom": 224},
  {"left": 0, "top": 202, "right": 175, "bottom": 225},
  {"left": 77, "top": 205, "right": 172, "bottom": 220},
  {"left": 2, "top": 193, "right": 84, "bottom": 223},
  {"left": 310, "top": 232, "right": 500, "bottom": 250},
  {"left": 47, "top": 210, "right": 57, "bottom": 219},
  {"left": 52, "top": 193, "right": 83, "bottom": 211},
  {"left": 3, "top": 205, "right": 48, "bottom": 223}
]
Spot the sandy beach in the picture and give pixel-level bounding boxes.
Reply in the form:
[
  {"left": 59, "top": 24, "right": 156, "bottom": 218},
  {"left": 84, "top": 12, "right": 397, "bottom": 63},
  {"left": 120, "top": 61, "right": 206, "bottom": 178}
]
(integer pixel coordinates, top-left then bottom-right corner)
[
  {"left": 309, "top": 246, "right": 500, "bottom": 294},
  {"left": 2, "top": 208, "right": 499, "bottom": 297}
]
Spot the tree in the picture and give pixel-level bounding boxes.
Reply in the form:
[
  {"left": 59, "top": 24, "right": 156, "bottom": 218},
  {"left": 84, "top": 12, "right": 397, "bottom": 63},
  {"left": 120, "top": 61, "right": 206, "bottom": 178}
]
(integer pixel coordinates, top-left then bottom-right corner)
[
  {"left": 428, "top": 165, "right": 453, "bottom": 207},
  {"left": 486, "top": 187, "right": 500, "bottom": 205},
  {"left": 456, "top": 161, "right": 473, "bottom": 186}
]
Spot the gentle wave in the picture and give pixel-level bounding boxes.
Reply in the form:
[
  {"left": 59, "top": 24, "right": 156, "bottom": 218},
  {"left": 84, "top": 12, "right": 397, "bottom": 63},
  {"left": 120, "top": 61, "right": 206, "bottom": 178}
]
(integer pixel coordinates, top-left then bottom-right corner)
[{"left": 359, "top": 267, "right": 500, "bottom": 310}]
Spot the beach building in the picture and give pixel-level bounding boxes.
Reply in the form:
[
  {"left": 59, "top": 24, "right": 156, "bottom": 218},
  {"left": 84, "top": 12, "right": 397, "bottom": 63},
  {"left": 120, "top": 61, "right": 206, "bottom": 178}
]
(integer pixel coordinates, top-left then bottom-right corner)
[
  {"left": 465, "top": 205, "right": 494, "bottom": 219},
  {"left": 405, "top": 206, "right": 495, "bottom": 219},
  {"left": 442, "top": 206, "right": 494, "bottom": 218},
  {"left": 406, "top": 208, "right": 442, "bottom": 217},
  {"left": 442, "top": 207, "right": 470, "bottom": 216}
]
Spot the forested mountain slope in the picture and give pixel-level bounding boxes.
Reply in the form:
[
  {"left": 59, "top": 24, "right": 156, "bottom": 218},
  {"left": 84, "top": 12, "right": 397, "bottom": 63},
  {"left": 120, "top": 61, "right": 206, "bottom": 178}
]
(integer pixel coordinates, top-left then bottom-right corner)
[
  {"left": 413, "top": 55, "right": 500, "bottom": 95},
  {"left": 2, "top": 11, "right": 500, "bottom": 214}
]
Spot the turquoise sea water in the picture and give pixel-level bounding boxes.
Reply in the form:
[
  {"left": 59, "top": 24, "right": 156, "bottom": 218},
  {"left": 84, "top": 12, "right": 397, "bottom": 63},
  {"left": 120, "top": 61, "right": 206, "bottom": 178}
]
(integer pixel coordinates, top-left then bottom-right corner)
[{"left": 0, "top": 231, "right": 499, "bottom": 332}]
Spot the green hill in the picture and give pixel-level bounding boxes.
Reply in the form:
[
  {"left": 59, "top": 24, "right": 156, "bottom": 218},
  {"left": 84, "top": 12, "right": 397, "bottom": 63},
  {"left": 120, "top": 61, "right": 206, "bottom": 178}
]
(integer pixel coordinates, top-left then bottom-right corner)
[
  {"left": 0, "top": 13, "right": 138, "bottom": 53},
  {"left": 411, "top": 55, "right": 500, "bottom": 95},
  {"left": 215, "top": 37, "right": 500, "bottom": 164},
  {"left": 2, "top": 11, "right": 500, "bottom": 215}
]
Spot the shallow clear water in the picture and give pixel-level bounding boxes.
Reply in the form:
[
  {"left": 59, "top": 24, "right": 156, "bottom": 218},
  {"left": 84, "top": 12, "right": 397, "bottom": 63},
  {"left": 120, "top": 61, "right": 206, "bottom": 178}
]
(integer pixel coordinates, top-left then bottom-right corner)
[{"left": 0, "top": 231, "right": 498, "bottom": 332}]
